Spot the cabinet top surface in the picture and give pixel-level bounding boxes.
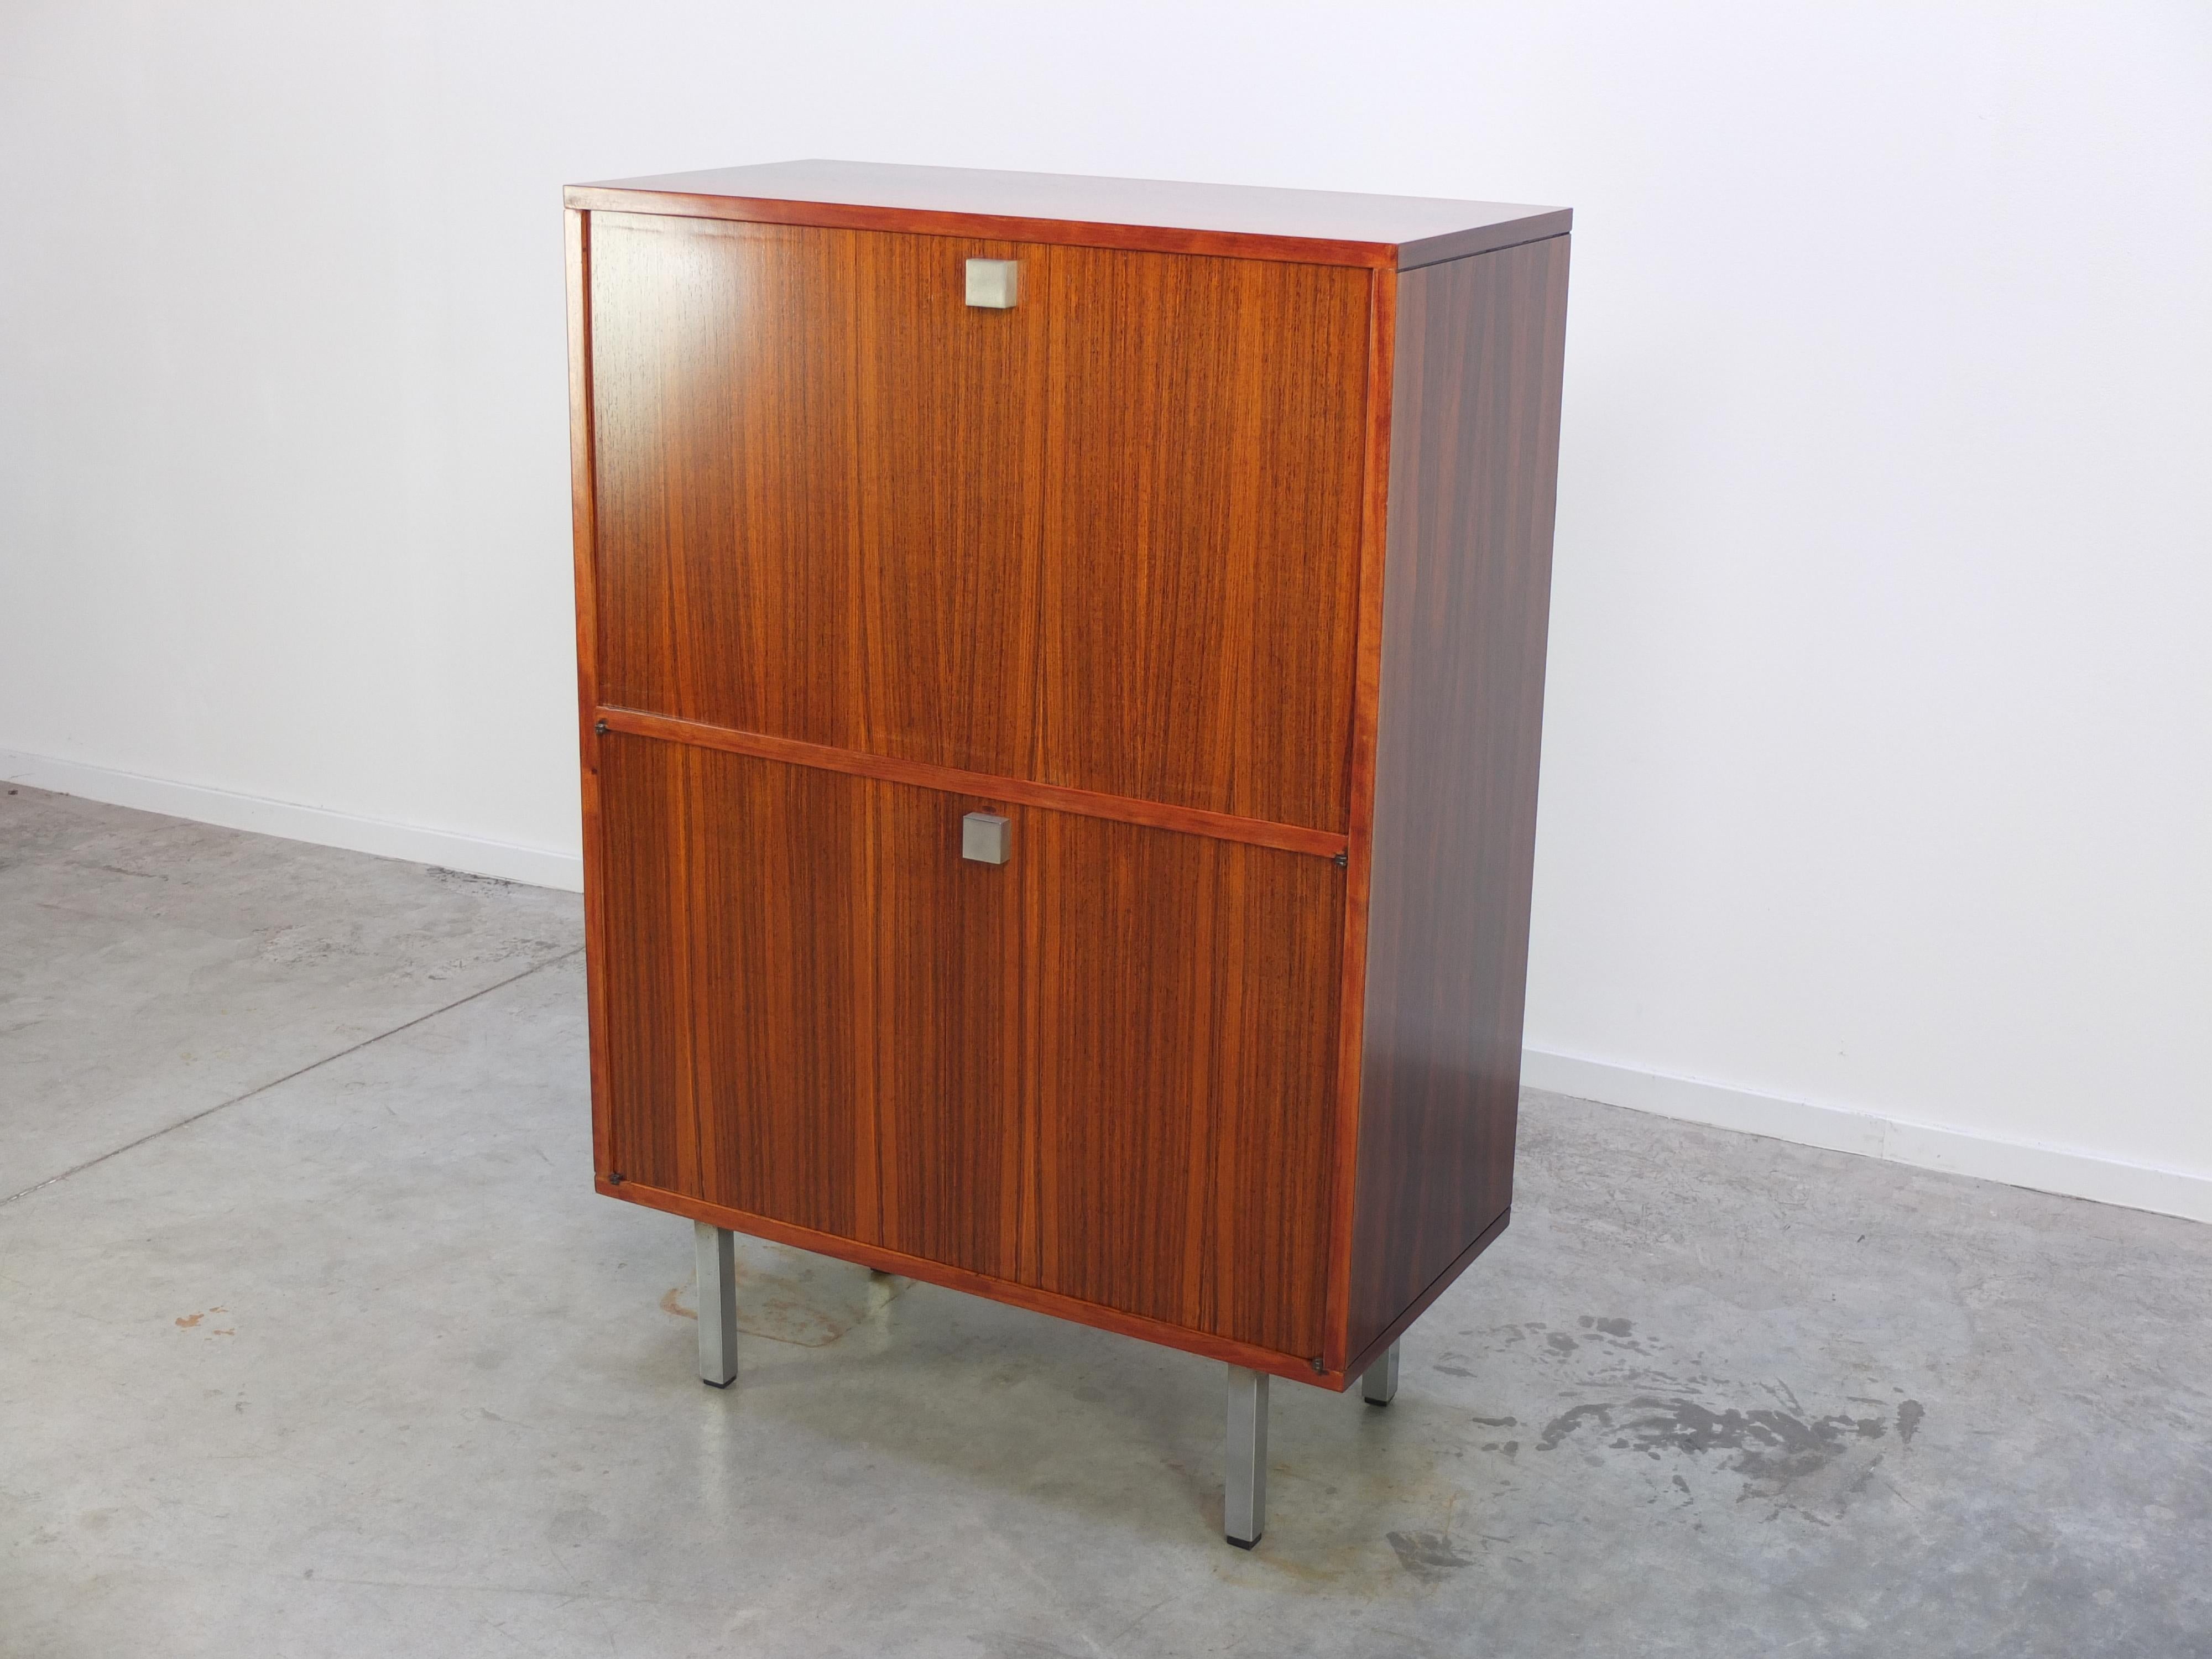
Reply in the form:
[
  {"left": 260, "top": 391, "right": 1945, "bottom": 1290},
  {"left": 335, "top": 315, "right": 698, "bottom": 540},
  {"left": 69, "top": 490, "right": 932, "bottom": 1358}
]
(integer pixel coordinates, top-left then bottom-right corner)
[{"left": 566, "top": 158, "right": 1569, "bottom": 269}]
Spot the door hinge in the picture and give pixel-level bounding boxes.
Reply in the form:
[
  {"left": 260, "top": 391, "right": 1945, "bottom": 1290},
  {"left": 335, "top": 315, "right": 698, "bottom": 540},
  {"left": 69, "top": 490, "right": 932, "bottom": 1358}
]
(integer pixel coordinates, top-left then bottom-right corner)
[
  {"left": 594, "top": 718, "right": 609, "bottom": 735},
  {"left": 1310, "top": 1354, "right": 1327, "bottom": 1373},
  {"left": 604, "top": 1170, "right": 624, "bottom": 1186},
  {"left": 1332, "top": 850, "right": 1348, "bottom": 869}
]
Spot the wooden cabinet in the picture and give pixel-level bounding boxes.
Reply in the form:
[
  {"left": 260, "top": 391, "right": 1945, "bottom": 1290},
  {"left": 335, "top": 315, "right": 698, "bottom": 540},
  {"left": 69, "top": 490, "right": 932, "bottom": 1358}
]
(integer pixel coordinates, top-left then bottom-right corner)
[{"left": 566, "top": 160, "right": 1570, "bottom": 1538}]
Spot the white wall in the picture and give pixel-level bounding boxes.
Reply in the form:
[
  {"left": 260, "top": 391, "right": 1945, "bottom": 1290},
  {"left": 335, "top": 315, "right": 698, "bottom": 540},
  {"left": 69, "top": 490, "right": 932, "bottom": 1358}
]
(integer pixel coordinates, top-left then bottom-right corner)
[{"left": 3, "top": 3, "right": 2208, "bottom": 1212}]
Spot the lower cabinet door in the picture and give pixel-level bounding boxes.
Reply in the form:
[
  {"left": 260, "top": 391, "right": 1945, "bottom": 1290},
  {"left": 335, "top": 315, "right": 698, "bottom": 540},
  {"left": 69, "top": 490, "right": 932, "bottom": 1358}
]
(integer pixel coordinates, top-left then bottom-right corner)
[
  {"left": 1022, "top": 814, "right": 1344, "bottom": 1362},
  {"left": 591, "top": 735, "right": 1344, "bottom": 1361},
  {"left": 593, "top": 736, "right": 1026, "bottom": 1281}
]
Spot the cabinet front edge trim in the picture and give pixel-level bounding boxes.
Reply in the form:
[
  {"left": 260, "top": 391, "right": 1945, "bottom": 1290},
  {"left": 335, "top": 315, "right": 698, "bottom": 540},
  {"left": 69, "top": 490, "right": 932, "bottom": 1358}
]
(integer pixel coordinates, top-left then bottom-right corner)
[{"left": 594, "top": 707, "right": 1351, "bottom": 858}]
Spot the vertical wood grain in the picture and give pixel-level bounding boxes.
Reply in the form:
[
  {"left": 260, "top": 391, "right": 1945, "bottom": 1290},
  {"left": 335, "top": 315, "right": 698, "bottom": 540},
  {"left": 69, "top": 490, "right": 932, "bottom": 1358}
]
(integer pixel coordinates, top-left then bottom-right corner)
[
  {"left": 1026, "top": 814, "right": 1344, "bottom": 1359},
  {"left": 680, "top": 750, "right": 873, "bottom": 1240},
  {"left": 596, "top": 738, "right": 1028, "bottom": 1275},
  {"left": 1031, "top": 246, "right": 1369, "bottom": 832},
  {"left": 586, "top": 217, "right": 1368, "bottom": 836},
  {"left": 587, "top": 213, "right": 1046, "bottom": 776},
  {"left": 859, "top": 782, "right": 1027, "bottom": 1280},
  {"left": 593, "top": 735, "right": 699, "bottom": 1196},
  {"left": 1345, "top": 234, "right": 1571, "bottom": 1361},
  {"left": 594, "top": 727, "right": 1345, "bottom": 1360}
]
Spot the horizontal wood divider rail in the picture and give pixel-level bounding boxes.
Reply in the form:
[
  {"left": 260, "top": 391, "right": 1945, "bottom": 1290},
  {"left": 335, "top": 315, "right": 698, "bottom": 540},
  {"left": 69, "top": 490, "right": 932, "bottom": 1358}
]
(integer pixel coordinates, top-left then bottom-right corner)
[
  {"left": 603, "top": 1177, "right": 1345, "bottom": 1390},
  {"left": 595, "top": 707, "right": 1351, "bottom": 859},
  {"left": 563, "top": 186, "right": 1398, "bottom": 269}
]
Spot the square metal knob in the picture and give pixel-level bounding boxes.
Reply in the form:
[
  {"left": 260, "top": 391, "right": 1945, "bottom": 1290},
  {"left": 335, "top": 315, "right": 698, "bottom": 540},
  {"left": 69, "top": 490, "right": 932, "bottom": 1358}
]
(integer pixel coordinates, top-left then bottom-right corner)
[
  {"left": 961, "top": 812, "right": 1011, "bottom": 864},
  {"left": 964, "top": 258, "right": 1020, "bottom": 309}
]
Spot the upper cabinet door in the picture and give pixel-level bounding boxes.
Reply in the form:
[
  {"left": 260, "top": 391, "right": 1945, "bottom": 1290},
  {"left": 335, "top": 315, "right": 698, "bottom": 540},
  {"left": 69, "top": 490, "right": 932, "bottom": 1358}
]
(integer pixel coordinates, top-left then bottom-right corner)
[
  {"left": 1030, "top": 246, "right": 1370, "bottom": 834},
  {"left": 587, "top": 215, "right": 1370, "bottom": 831},
  {"left": 588, "top": 213, "right": 1047, "bottom": 776}
]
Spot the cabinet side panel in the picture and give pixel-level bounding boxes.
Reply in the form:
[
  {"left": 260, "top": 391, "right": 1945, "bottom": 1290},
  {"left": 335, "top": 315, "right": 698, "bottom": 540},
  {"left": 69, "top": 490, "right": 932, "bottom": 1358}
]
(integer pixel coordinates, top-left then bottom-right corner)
[
  {"left": 1347, "top": 235, "right": 1570, "bottom": 1359},
  {"left": 1323, "top": 266, "right": 1396, "bottom": 1372}
]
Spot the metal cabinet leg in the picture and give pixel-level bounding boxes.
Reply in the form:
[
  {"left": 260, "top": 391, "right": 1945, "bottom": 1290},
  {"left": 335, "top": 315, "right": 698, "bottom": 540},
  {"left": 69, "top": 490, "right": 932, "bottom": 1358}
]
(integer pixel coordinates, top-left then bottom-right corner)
[
  {"left": 1224, "top": 1364, "right": 1269, "bottom": 1548},
  {"left": 1361, "top": 1339, "right": 1401, "bottom": 1406},
  {"left": 695, "top": 1221, "right": 738, "bottom": 1388}
]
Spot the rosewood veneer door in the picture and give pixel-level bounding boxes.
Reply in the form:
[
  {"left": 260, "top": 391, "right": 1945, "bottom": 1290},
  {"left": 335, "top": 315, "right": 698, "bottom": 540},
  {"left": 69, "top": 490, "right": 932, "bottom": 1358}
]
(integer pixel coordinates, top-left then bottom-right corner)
[
  {"left": 1021, "top": 812, "right": 1344, "bottom": 1361},
  {"left": 586, "top": 213, "right": 1046, "bottom": 775},
  {"left": 1031, "top": 246, "right": 1370, "bottom": 833},
  {"left": 593, "top": 735, "right": 1025, "bottom": 1282}
]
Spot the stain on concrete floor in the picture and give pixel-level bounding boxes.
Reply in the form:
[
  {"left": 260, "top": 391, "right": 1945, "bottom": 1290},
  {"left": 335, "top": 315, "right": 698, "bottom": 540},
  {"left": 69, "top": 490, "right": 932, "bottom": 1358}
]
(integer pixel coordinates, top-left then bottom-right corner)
[{"left": 656, "top": 1239, "right": 911, "bottom": 1347}]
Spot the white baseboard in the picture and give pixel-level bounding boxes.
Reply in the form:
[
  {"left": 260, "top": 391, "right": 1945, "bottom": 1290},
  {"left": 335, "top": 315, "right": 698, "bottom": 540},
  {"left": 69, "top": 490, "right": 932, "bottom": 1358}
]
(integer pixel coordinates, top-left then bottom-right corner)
[
  {"left": 1521, "top": 1048, "right": 2211, "bottom": 1225},
  {"left": 0, "top": 748, "right": 583, "bottom": 892}
]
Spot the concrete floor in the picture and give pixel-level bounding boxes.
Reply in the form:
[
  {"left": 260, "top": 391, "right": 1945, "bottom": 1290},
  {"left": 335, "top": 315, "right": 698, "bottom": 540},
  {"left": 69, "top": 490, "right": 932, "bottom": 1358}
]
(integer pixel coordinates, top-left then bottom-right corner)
[{"left": 2, "top": 786, "right": 2208, "bottom": 1658}]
